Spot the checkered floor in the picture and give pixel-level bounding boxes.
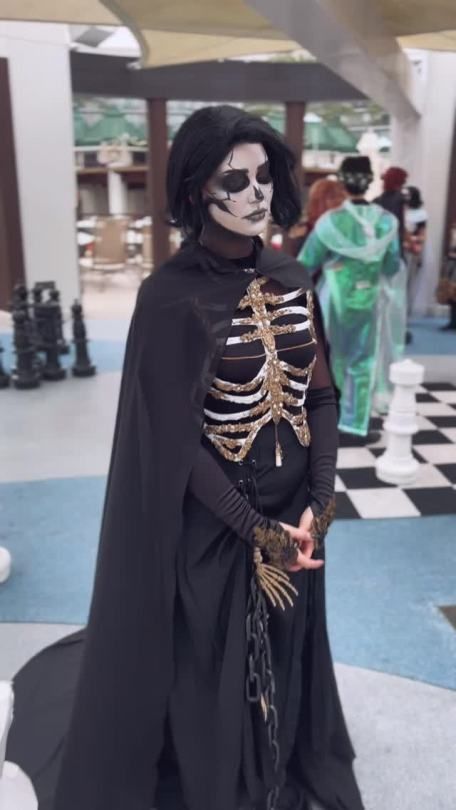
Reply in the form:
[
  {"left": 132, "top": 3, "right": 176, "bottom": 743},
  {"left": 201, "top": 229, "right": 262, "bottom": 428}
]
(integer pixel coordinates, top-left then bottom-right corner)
[{"left": 335, "top": 383, "right": 456, "bottom": 519}]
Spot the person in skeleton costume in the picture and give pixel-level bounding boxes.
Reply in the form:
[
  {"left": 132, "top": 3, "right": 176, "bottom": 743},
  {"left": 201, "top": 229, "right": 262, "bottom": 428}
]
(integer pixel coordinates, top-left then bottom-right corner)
[
  {"left": 7, "top": 107, "right": 364, "bottom": 810},
  {"left": 299, "top": 156, "right": 401, "bottom": 437}
]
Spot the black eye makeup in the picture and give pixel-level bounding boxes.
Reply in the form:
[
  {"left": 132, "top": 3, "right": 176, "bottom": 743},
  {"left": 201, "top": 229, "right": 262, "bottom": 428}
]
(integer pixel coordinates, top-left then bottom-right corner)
[
  {"left": 256, "top": 162, "right": 272, "bottom": 186},
  {"left": 213, "top": 159, "right": 272, "bottom": 196},
  {"left": 219, "top": 171, "right": 250, "bottom": 194}
]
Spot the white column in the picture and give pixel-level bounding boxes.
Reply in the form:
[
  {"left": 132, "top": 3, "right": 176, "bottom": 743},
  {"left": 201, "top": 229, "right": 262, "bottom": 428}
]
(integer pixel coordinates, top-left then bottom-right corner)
[
  {"left": 0, "top": 22, "right": 79, "bottom": 311},
  {"left": 391, "top": 51, "right": 456, "bottom": 315},
  {"left": 107, "top": 169, "right": 127, "bottom": 215}
]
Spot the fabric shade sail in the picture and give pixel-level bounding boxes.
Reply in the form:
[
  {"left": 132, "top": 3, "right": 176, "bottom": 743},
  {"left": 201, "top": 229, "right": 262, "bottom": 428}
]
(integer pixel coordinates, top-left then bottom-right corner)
[{"left": 1, "top": 0, "right": 456, "bottom": 65}]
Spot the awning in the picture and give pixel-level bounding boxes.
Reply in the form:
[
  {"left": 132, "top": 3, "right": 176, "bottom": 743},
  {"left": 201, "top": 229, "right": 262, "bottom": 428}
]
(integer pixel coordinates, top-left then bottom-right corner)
[{"left": 1, "top": 0, "right": 456, "bottom": 66}]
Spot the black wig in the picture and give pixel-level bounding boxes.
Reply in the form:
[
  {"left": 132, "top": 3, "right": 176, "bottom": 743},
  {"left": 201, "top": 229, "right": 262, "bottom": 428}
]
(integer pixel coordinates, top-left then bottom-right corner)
[
  {"left": 405, "top": 185, "right": 424, "bottom": 209},
  {"left": 166, "top": 105, "right": 301, "bottom": 238},
  {"left": 338, "top": 155, "right": 373, "bottom": 196}
]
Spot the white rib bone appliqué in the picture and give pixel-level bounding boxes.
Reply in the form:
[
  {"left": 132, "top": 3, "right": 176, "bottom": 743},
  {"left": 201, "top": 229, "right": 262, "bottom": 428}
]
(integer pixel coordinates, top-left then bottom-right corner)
[{"left": 203, "top": 278, "right": 317, "bottom": 465}]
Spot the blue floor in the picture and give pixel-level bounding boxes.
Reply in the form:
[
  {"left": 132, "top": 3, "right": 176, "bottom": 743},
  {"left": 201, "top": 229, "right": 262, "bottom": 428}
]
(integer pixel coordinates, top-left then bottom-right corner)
[
  {"left": 406, "top": 317, "right": 456, "bottom": 356},
  {"left": 0, "top": 333, "right": 125, "bottom": 375},
  {"left": 1, "top": 315, "right": 455, "bottom": 382},
  {"left": 1, "top": 476, "right": 455, "bottom": 690}
]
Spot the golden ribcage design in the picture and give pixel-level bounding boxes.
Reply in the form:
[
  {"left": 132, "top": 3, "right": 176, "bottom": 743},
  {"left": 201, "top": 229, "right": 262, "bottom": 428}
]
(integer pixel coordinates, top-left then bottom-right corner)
[{"left": 204, "top": 279, "right": 317, "bottom": 465}]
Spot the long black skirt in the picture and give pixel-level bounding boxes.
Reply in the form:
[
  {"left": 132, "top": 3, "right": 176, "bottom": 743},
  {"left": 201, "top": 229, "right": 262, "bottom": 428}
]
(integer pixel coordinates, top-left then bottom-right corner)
[
  {"left": 7, "top": 422, "right": 364, "bottom": 810},
  {"left": 156, "top": 421, "right": 364, "bottom": 810}
]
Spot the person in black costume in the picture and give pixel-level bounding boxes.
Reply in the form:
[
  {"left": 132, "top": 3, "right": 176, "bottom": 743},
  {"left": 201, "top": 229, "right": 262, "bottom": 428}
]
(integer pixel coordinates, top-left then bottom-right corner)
[
  {"left": 14, "top": 106, "right": 364, "bottom": 810},
  {"left": 374, "top": 166, "right": 408, "bottom": 249}
]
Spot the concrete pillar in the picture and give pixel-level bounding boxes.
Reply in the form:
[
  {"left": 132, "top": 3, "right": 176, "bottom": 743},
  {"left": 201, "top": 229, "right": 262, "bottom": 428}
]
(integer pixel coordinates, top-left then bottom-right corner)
[
  {"left": 107, "top": 169, "right": 127, "bottom": 215},
  {"left": 0, "top": 23, "right": 79, "bottom": 311},
  {"left": 391, "top": 51, "right": 456, "bottom": 315}
]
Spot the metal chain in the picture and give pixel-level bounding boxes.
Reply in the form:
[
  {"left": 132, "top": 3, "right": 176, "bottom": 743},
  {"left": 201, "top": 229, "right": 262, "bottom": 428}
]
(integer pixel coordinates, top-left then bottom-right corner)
[{"left": 242, "top": 460, "right": 282, "bottom": 810}]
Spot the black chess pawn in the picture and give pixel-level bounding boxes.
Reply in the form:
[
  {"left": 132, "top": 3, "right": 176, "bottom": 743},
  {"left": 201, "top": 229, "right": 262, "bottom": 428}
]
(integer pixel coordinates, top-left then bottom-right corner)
[
  {"left": 0, "top": 340, "right": 10, "bottom": 389},
  {"left": 32, "top": 286, "right": 46, "bottom": 352},
  {"left": 40, "top": 300, "right": 66, "bottom": 381},
  {"left": 71, "top": 300, "right": 96, "bottom": 377},
  {"left": 11, "top": 283, "right": 29, "bottom": 317},
  {"left": 49, "top": 288, "right": 70, "bottom": 354},
  {"left": 11, "top": 310, "right": 41, "bottom": 389}
]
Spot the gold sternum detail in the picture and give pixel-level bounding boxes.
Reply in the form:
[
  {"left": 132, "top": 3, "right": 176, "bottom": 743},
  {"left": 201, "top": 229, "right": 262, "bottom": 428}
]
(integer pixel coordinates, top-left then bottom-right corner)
[{"left": 204, "top": 279, "right": 316, "bottom": 465}]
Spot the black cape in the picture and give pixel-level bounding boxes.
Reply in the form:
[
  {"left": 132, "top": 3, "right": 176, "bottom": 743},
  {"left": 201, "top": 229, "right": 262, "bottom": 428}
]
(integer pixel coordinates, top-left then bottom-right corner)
[{"left": 48, "top": 243, "right": 321, "bottom": 810}]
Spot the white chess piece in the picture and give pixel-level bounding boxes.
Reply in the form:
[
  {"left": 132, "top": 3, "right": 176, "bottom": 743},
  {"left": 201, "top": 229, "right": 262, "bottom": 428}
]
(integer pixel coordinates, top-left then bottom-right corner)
[
  {"left": 376, "top": 358, "right": 425, "bottom": 485},
  {"left": 0, "top": 547, "right": 12, "bottom": 584},
  {"left": 0, "top": 682, "right": 38, "bottom": 809}
]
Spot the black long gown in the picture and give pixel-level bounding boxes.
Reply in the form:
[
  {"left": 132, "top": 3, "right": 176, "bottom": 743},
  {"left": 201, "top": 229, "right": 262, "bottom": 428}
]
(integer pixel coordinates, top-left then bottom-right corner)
[{"left": 7, "top": 242, "right": 364, "bottom": 810}]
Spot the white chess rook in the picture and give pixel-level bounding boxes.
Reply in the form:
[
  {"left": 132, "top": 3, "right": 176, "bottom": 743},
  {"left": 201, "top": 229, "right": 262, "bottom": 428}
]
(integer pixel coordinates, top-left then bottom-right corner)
[
  {"left": 0, "top": 547, "right": 12, "bottom": 584},
  {"left": 0, "top": 682, "right": 38, "bottom": 809},
  {"left": 376, "top": 359, "right": 425, "bottom": 486}
]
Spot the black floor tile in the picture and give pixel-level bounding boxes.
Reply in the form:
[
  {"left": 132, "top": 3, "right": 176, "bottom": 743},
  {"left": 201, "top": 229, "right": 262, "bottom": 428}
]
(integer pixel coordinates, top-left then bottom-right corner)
[
  {"left": 337, "top": 467, "right": 396, "bottom": 489},
  {"left": 412, "top": 430, "right": 451, "bottom": 445},
  {"left": 337, "top": 431, "right": 381, "bottom": 448},
  {"left": 422, "top": 382, "right": 456, "bottom": 391},
  {"left": 439, "top": 605, "right": 456, "bottom": 631},
  {"left": 369, "top": 447, "right": 425, "bottom": 462},
  {"left": 426, "top": 416, "right": 456, "bottom": 428},
  {"left": 334, "top": 492, "right": 360, "bottom": 519},
  {"left": 416, "top": 393, "right": 438, "bottom": 403},
  {"left": 404, "top": 487, "right": 456, "bottom": 515},
  {"left": 437, "top": 464, "right": 456, "bottom": 484},
  {"left": 369, "top": 416, "right": 384, "bottom": 430}
]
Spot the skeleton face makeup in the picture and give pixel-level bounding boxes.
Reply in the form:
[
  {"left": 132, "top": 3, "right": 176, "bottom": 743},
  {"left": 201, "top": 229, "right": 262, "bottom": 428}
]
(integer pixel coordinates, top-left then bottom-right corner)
[{"left": 203, "top": 142, "right": 273, "bottom": 237}]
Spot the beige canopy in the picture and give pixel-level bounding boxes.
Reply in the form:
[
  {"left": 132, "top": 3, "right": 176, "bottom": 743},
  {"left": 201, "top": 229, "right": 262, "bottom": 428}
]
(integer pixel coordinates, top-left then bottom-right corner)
[{"left": 1, "top": 0, "right": 456, "bottom": 65}]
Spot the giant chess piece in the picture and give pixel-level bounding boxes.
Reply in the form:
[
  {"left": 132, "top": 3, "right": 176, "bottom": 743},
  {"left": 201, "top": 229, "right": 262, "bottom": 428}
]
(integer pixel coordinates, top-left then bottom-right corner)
[
  {"left": 0, "top": 682, "right": 38, "bottom": 809},
  {"left": 0, "top": 340, "right": 10, "bottom": 389},
  {"left": 31, "top": 286, "right": 45, "bottom": 352},
  {"left": 11, "top": 310, "right": 41, "bottom": 389},
  {"left": 71, "top": 300, "right": 96, "bottom": 377},
  {"left": 39, "top": 300, "right": 66, "bottom": 381},
  {"left": 0, "top": 547, "right": 11, "bottom": 584},
  {"left": 49, "top": 288, "right": 70, "bottom": 354},
  {"left": 11, "top": 283, "right": 29, "bottom": 318},
  {"left": 376, "top": 358, "right": 425, "bottom": 485}
]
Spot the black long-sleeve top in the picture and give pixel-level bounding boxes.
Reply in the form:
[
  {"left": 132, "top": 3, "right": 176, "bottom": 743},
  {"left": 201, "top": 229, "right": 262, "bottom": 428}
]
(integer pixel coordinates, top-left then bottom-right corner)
[{"left": 187, "top": 263, "right": 338, "bottom": 545}]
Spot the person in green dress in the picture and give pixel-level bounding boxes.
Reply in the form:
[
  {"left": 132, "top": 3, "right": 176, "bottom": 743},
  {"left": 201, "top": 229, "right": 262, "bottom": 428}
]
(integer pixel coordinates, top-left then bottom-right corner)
[{"left": 298, "top": 156, "right": 402, "bottom": 437}]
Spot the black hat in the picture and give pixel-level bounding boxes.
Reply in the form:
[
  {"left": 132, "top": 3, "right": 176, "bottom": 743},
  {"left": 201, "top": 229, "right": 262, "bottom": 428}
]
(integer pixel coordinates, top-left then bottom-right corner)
[
  {"left": 339, "top": 156, "right": 373, "bottom": 176},
  {"left": 338, "top": 155, "right": 373, "bottom": 194}
]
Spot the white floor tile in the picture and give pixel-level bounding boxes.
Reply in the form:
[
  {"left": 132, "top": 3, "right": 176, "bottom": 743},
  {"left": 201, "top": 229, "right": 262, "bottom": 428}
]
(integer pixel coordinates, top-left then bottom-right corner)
[
  {"left": 347, "top": 488, "right": 420, "bottom": 519},
  {"left": 0, "top": 622, "right": 82, "bottom": 680},
  {"left": 337, "top": 448, "right": 377, "bottom": 469},
  {"left": 416, "top": 415, "right": 440, "bottom": 431},
  {"left": 413, "top": 403, "right": 456, "bottom": 416},
  {"left": 441, "top": 428, "right": 456, "bottom": 443},
  {"left": 334, "top": 474, "right": 346, "bottom": 492},
  {"left": 413, "top": 444, "right": 456, "bottom": 465},
  {"left": 427, "top": 391, "right": 456, "bottom": 404},
  {"left": 403, "top": 464, "right": 454, "bottom": 489}
]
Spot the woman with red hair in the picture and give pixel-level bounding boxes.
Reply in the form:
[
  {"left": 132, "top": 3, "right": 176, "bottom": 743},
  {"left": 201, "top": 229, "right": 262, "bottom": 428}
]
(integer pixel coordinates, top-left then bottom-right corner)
[
  {"left": 307, "top": 178, "right": 347, "bottom": 230},
  {"left": 287, "top": 177, "right": 346, "bottom": 257}
]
